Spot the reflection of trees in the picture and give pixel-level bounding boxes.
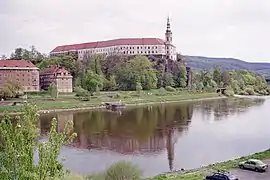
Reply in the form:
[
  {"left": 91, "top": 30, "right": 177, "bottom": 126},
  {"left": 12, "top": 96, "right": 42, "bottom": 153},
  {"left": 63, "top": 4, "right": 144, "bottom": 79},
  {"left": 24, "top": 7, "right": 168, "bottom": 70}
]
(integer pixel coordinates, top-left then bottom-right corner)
[
  {"left": 39, "top": 103, "right": 194, "bottom": 171},
  {"left": 200, "top": 98, "right": 265, "bottom": 121}
]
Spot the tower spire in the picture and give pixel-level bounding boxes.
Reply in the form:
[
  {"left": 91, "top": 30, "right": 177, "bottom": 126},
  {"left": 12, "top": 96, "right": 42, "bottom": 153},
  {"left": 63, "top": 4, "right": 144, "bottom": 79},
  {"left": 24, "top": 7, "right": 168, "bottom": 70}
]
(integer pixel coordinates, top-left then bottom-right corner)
[{"left": 167, "top": 16, "right": 171, "bottom": 31}]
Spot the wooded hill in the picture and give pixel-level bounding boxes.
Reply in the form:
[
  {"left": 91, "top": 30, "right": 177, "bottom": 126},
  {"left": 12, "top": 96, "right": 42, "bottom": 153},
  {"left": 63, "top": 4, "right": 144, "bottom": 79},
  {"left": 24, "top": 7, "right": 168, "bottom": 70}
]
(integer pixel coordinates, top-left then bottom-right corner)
[{"left": 183, "top": 55, "right": 270, "bottom": 79}]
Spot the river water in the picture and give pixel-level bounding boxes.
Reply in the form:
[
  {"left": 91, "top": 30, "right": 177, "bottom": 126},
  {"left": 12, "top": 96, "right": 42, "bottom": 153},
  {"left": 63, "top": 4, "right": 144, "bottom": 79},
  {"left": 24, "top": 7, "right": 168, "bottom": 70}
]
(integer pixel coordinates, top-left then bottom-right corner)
[{"left": 39, "top": 97, "right": 270, "bottom": 177}]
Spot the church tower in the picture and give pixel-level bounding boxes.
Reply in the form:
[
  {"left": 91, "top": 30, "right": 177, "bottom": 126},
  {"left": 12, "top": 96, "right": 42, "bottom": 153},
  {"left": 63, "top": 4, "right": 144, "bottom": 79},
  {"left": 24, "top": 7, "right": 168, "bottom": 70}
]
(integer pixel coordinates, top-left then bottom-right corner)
[{"left": 165, "top": 17, "right": 174, "bottom": 60}]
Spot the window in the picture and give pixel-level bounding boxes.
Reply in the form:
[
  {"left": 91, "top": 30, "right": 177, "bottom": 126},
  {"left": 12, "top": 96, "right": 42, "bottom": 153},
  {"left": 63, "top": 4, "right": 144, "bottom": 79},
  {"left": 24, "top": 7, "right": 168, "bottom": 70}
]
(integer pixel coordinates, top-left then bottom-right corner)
[{"left": 137, "top": 47, "right": 139, "bottom": 49}]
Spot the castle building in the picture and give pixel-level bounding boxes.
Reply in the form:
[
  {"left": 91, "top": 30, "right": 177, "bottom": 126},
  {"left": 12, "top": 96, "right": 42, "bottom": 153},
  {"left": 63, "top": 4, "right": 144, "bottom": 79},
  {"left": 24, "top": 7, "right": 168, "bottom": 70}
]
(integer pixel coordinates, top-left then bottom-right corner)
[
  {"left": 0, "top": 60, "right": 39, "bottom": 92},
  {"left": 40, "top": 65, "right": 73, "bottom": 93},
  {"left": 50, "top": 17, "right": 177, "bottom": 61}
]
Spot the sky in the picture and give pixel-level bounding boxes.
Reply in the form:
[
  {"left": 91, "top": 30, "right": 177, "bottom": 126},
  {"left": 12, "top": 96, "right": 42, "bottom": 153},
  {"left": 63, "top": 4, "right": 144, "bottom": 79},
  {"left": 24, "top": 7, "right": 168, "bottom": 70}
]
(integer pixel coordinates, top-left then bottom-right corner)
[{"left": 0, "top": 0, "right": 270, "bottom": 62}]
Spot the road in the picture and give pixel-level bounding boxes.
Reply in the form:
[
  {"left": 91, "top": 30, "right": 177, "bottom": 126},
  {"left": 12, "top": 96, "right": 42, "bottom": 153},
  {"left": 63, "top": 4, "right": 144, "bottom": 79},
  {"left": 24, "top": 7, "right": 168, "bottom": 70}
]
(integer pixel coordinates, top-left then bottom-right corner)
[{"left": 230, "top": 159, "right": 270, "bottom": 180}]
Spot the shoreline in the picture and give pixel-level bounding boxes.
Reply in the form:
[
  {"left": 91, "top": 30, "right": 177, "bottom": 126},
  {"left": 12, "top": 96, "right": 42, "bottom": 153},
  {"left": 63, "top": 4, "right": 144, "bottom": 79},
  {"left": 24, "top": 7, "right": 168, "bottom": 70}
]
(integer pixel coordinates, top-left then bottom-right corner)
[
  {"left": 1, "top": 95, "right": 227, "bottom": 116},
  {"left": 151, "top": 149, "right": 270, "bottom": 180}
]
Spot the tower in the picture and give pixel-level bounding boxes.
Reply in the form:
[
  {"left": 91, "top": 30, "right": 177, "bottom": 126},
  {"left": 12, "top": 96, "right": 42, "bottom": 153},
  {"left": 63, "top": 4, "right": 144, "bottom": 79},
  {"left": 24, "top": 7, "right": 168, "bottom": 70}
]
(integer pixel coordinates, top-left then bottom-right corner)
[{"left": 165, "top": 17, "right": 174, "bottom": 60}]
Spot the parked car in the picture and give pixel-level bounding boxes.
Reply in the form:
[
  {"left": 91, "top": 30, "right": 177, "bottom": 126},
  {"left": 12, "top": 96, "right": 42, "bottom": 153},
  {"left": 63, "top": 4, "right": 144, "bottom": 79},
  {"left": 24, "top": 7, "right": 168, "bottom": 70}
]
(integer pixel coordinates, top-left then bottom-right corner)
[
  {"left": 238, "top": 159, "right": 268, "bottom": 172},
  {"left": 205, "top": 171, "right": 238, "bottom": 180}
]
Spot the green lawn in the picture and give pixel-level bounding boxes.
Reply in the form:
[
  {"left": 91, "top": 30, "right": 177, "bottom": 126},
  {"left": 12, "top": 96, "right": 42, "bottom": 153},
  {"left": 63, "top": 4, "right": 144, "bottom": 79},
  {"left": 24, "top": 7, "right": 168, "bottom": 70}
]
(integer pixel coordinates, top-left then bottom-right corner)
[
  {"left": 0, "top": 91, "right": 221, "bottom": 113},
  {"left": 150, "top": 149, "right": 270, "bottom": 180}
]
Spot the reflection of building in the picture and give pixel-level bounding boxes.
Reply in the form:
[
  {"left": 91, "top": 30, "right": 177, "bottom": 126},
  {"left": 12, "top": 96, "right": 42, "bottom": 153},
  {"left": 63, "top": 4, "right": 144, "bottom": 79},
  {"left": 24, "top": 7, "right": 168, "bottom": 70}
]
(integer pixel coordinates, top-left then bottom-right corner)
[
  {"left": 50, "top": 17, "right": 177, "bottom": 61},
  {"left": 40, "top": 65, "right": 73, "bottom": 93},
  {"left": 39, "top": 104, "right": 194, "bottom": 171},
  {"left": 0, "top": 60, "right": 39, "bottom": 92}
]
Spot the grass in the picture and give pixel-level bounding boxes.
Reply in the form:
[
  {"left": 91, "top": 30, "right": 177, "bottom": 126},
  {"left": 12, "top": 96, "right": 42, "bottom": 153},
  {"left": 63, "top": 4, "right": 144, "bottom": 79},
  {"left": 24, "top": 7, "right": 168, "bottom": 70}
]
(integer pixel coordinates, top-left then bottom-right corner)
[
  {"left": 0, "top": 90, "right": 222, "bottom": 113},
  {"left": 150, "top": 149, "right": 270, "bottom": 180}
]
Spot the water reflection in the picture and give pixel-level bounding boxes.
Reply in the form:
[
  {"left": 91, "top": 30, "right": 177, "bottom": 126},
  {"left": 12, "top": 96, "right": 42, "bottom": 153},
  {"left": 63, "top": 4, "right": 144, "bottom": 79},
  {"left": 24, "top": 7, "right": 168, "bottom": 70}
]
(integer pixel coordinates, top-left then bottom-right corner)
[
  {"left": 40, "top": 103, "right": 193, "bottom": 171},
  {"left": 39, "top": 97, "right": 267, "bottom": 176},
  {"left": 199, "top": 98, "right": 265, "bottom": 121}
]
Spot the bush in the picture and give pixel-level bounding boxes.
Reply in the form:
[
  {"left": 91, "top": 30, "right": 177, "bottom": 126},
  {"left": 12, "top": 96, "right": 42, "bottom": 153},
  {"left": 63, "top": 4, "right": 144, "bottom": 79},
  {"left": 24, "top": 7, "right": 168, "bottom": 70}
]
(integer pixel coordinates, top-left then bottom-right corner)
[
  {"left": 155, "top": 87, "right": 167, "bottom": 96},
  {"left": 165, "top": 86, "right": 176, "bottom": 92},
  {"left": 224, "top": 90, "right": 234, "bottom": 97},
  {"left": 239, "top": 90, "right": 249, "bottom": 95},
  {"left": 104, "top": 161, "right": 142, "bottom": 180},
  {"left": 244, "top": 87, "right": 255, "bottom": 95},
  {"left": 74, "top": 86, "right": 89, "bottom": 97}
]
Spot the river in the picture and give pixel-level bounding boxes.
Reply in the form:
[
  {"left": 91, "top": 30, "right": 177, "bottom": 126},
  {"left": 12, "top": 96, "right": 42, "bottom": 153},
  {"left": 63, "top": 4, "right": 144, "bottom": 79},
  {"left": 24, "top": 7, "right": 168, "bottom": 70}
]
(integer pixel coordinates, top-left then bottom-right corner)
[{"left": 39, "top": 97, "right": 270, "bottom": 178}]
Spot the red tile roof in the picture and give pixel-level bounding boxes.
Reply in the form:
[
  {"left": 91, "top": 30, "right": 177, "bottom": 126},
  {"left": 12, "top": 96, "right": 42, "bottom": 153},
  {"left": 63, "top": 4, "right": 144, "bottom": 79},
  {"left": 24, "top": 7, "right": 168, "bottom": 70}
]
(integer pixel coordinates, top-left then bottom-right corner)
[
  {"left": 40, "top": 65, "right": 70, "bottom": 75},
  {"left": 0, "top": 60, "right": 37, "bottom": 68},
  {"left": 51, "top": 38, "right": 166, "bottom": 53}
]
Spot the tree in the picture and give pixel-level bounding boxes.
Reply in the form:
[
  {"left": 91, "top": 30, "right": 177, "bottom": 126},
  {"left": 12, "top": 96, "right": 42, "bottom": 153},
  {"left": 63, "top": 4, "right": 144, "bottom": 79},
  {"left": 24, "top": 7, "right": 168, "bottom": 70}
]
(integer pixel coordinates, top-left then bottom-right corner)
[
  {"left": 10, "top": 48, "right": 23, "bottom": 60},
  {"left": 10, "top": 46, "right": 45, "bottom": 64},
  {"left": 163, "top": 72, "right": 175, "bottom": 87},
  {"left": 82, "top": 70, "right": 104, "bottom": 94},
  {"left": 213, "top": 66, "right": 222, "bottom": 86},
  {"left": 221, "top": 71, "right": 230, "bottom": 87},
  {"left": 136, "top": 82, "right": 142, "bottom": 94},
  {"left": 107, "top": 75, "right": 117, "bottom": 91},
  {"left": 48, "top": 82, "right": 58, "bottom": 99},
  {"left": 0, "top": 80, "right": 23, "bottom": 99},
  {"left": 1, "top": 55, "right": 7, "bottom": 60},
  {"left": 37, "top": 55, "right": 76, "bottom": 76},
  {"left": 0, "top": 104, "right": 77, "bottom": 180},
  {"left": 115, "top": 55, "right": 157, "bottom": 90},
  {"left": 175, "top": 65, "right": 187, "bottom": 88}
]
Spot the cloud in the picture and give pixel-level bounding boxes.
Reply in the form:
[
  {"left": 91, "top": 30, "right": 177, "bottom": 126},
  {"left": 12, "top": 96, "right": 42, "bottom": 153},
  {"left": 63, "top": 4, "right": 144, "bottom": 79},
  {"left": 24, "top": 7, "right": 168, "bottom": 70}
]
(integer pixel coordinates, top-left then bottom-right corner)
[{"left": 0, "top": 0, "right": 269, "bottom": 62}]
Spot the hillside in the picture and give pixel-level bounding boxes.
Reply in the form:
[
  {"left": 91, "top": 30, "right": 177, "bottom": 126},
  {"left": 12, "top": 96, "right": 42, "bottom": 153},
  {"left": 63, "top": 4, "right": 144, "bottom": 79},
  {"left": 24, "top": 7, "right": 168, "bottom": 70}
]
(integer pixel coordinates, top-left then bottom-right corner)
[{"left": 183, "top": 55, "right": 270, "bottom": 79}]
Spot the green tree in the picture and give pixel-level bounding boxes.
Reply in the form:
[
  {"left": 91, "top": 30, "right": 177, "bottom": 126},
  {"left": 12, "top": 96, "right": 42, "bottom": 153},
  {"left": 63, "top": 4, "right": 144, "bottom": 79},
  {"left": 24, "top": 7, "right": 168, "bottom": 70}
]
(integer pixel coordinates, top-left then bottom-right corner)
[
  {"left": 0, "top": 80, "right": 23, "bottom": 99},
  {"left": 115, "top": 55, "right": 157, "bottom": 90},
  {"left": 105, "top": 75, "right": 117, "bottom": 91},
  {"left": 0, "top": 104, "right": 77, "bottom": 180},
  {"left": 48, "top": 82, "right": 58, "bottom": 99},
  {"left": 82, "top": 70, "right": 104, "bottom": 94},
  {"left": 175, "top": 65, "right": 187, "bottom": 88},
  {"left": 163, "top": 72, "right": 175, "bottom": 87},
  {"left": 10, "top": 48, "right": 23, "bottom": 60},
  {"left": 213, "top": 66, "right": 222, "bottom": 86},
  {"left": 37, "top": 55, "right": 76, "bottom": 76},
  {"left": 136, "top": 82, "right": 142, "bottom": 94}
]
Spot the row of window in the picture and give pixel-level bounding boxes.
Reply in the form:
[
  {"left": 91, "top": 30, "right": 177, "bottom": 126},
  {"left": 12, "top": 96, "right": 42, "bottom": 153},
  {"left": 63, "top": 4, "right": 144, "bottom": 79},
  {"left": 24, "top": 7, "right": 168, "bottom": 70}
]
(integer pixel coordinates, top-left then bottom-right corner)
[
  {"left": 77, "top": 45, "right": 163, "bottom": 54},
  {"left": 123, "top": 50, "right": 160, "bottom": 55}
]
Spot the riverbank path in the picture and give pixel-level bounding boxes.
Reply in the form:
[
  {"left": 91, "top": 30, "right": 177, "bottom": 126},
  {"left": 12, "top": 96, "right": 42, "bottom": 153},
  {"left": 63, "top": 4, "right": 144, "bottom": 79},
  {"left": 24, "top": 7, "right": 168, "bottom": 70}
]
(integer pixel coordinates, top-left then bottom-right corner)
[{"left": 230, "top": 159, "right": 270, "bottom": 180}]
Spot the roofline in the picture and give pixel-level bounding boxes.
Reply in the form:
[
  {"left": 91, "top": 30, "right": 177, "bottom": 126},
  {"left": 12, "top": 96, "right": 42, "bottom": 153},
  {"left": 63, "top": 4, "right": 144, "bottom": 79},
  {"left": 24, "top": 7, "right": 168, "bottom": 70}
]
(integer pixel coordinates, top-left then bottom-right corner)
[{"left": 50, "top": 37, "right": 167, "bottom": 53}]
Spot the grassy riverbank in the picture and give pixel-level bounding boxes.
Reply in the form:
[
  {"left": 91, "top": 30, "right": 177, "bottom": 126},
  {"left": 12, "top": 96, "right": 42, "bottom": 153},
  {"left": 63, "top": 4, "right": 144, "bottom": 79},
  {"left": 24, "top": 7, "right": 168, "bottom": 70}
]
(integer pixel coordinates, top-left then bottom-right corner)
[
  {"left": 0, "top": 91, "right": 222, "bottom": 113},
  {"left": 150, "top": 149, "right": 270, "bottom": 180}
]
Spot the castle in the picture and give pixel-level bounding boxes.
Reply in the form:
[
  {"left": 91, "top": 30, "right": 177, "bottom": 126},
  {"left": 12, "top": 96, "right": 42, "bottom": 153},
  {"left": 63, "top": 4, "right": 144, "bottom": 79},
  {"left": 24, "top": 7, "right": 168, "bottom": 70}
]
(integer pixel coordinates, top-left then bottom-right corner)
[{"left": 50, "top": 17, "right": 177, "bottom": 61}]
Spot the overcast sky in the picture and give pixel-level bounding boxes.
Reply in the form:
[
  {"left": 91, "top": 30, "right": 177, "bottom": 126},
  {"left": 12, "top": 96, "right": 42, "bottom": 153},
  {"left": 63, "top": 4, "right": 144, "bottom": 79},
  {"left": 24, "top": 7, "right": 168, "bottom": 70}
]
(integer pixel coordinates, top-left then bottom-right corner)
[{"left": 1, "top": 0, "right": 270, "bottom": 62}]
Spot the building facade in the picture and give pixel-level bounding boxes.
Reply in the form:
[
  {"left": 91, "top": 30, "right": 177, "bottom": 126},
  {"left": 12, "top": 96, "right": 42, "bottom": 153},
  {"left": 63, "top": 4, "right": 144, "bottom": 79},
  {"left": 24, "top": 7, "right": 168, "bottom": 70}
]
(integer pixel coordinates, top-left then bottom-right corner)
[
  {"left": 40, "top": 65, "right": 73, "bottom": 93},
  {"left": 0, "top": 60, "right": 39, "bottom": 92},
  {"left": 50, "top": 18, "right": 177, "bottom": 61}
]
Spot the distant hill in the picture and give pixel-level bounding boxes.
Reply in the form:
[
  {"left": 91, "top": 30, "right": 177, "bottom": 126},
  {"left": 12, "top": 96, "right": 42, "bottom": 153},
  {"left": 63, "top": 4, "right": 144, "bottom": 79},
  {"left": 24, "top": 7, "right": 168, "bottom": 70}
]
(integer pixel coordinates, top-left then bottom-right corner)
[{"left": 183, "top": 55, "right": 270, "bottom": 79}]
